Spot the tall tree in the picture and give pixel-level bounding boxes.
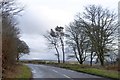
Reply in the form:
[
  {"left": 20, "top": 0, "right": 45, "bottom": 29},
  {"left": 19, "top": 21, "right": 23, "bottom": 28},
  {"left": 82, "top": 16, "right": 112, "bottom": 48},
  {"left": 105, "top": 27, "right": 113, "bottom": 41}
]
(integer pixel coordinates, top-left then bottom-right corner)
[
  {"left": 44, "top": 30, "right": 60, "bottom": 63},
  {"left": 55, "top": 26, "right": 65, "bottom": 63},
  {"left": 66, "top": 21, "right": 90, "bottom": 64},
  {"left": 79, "top": 5, "right": 118, "bottom": 66}
]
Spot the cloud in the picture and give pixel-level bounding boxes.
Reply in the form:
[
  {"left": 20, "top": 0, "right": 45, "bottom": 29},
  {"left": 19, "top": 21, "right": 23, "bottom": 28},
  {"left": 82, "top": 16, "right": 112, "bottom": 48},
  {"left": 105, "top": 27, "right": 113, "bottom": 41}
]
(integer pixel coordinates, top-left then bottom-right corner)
[{"left": 18, "top": 0, "right": 118, "bottom": 35}]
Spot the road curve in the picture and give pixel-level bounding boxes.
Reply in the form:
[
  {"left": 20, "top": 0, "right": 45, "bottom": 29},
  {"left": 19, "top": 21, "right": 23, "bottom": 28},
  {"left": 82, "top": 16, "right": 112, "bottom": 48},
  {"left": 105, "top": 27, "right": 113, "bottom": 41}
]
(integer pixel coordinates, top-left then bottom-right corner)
[{"left": 26, "top": 64, "right": 112, "bottom": 80}]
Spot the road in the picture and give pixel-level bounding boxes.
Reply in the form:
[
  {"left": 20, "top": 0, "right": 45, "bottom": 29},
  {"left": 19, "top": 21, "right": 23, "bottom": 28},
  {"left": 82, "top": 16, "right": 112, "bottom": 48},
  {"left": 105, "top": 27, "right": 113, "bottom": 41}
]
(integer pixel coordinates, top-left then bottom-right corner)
[{"left": 26, "top": 64, "right": 113, "bottom": 80}]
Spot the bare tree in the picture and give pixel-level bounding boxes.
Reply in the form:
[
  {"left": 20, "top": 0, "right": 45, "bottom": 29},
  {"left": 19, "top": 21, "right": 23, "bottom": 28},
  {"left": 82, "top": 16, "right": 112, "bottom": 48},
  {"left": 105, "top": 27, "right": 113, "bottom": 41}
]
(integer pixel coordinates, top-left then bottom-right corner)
[
  {"left": 66, "top": 21, "right": 90, "bottom": 64},
  {"left": 79, "top": 5, "right": 118, "bottom": 66},
  {"left": 44, "top": 30, "right": 60, "bottom": 63},
  {"left": 55, "top": 26, "right": 65, "bottom": 63}
]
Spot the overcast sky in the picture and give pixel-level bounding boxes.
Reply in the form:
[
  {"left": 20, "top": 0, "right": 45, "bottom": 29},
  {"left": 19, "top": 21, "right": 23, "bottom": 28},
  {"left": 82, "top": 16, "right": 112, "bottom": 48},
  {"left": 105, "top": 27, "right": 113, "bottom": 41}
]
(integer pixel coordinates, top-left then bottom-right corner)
[{"left": 18, "top": 0, "right": 120, "bottom": 60}]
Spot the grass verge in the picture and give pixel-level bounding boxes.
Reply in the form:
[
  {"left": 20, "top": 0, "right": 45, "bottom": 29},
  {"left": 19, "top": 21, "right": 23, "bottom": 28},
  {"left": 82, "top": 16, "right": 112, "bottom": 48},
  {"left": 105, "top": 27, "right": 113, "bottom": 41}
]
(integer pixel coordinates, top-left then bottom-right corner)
[
  {"left": 53, "top": 63, "right": 119, "bottom": 80},
  {"left": 58, "top": 64, "right": 119, "bottom": 79},
  {"left": 5, "top": 64, "right": 32, "bottom": 80},
  {"left": 15, "top": 64, "right": 32, "bottom": 79}
]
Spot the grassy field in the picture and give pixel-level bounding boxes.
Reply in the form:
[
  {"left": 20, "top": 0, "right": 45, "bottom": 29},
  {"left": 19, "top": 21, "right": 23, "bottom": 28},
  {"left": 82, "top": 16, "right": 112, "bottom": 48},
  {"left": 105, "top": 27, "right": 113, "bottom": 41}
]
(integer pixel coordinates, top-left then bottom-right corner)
[
  {"left": 21, "top": 60, "right": 119, "bottom": 80},
  {"left": 5, "top": 64, "right": 32, "bottom": 80}
]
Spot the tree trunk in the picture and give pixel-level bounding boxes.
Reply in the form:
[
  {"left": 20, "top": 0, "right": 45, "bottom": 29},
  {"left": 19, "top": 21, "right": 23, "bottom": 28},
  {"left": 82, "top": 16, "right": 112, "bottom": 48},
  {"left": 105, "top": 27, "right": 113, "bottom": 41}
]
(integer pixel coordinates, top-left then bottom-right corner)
[
  {"left": 60, "top": 37, "right": 65, "bottom": 63},
  {"left": 90, "top": 46, "right": 93, "bottom": 66},
  {"left": 73, "top": 47, "right": 81, "bottom": 64},
  {"left": 55, "top": 45, "right": 60, "bottom": 63},
  {"left": 16, "top": 53, "right": 19, "bottom": 61},
  {"left": 99, "top": 55, "right": 104, "bottom": 66},
  {"left": 76, "top": 40, "right": 83, "bottom": 64},
  {"left": 90, "top": 52, "right": 93, "bottom": 66}
]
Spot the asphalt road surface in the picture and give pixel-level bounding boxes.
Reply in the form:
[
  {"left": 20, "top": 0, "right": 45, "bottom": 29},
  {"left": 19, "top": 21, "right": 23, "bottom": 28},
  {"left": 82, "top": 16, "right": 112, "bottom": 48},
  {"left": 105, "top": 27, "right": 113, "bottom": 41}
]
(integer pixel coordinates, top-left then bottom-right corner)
[{"left": 26, "top": 64, "right": 113, "bottom": 80}]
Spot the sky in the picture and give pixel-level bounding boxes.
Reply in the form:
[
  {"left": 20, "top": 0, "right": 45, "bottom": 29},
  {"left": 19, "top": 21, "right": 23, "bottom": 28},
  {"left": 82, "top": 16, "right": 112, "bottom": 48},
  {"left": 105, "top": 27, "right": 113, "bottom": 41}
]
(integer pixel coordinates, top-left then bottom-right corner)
[{"left": 17, "top": 0, "right": 120, "bottom": 60}]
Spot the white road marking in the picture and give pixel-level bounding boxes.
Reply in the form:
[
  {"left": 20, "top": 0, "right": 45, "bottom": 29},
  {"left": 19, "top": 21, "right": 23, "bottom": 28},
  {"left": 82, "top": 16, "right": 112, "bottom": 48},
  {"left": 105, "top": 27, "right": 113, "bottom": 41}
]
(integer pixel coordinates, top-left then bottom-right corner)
[
  {"left": 52, "top": 69, "right": 74, "bottom": 80},
  {"left": 63, "top": 74, "right": 71, "bottom": 78},
  {"left": 52, "top": 69, "right": 58, "bottom": 73},
  {"left": 70, "top": 70, "right": 74, "bottom": 72},
  {"left": 32, "top": 70, "right": 36, "bottom": 73},
  {"left": 63, "top": 74, "right": 74, "bottom": 80}
]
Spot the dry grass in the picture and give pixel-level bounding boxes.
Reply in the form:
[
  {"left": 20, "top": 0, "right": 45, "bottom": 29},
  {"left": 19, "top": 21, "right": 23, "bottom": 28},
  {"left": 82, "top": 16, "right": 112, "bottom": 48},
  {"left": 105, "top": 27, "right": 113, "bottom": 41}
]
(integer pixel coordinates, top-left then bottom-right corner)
[
  {"left": 105, "top": 64, "right": 120, "bottom": 71},
  {"left": 4, "top": 64, "right": 32, "bottom": 79},
  {"left": 4, "top": 64, "right": 21, "bottom": 78}
]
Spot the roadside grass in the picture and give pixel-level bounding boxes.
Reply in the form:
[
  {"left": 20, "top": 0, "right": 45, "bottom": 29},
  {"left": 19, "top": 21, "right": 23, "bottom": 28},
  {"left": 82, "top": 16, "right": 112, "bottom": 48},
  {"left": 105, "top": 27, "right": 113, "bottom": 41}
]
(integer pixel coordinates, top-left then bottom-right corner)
[
  {"left": 79, "top": 68, "right": 119, "bottom": 79},
  {"left": 60, "top": 65, "right": 119, "bottom": 79},
  {"left": 5, "top": 64, "right": 32, "bottom": 80},
  {"left": 58, "top": 64, "right": 119, "bottom": 79},
  {"left": 15, "top": 64, "right": 32, "bottom": 79},
  {"left": 21, "top": 60, "right": 119, "bottom": 79},
  {"left": 56, "top": 63, "right": 119, "bottom": 79}
]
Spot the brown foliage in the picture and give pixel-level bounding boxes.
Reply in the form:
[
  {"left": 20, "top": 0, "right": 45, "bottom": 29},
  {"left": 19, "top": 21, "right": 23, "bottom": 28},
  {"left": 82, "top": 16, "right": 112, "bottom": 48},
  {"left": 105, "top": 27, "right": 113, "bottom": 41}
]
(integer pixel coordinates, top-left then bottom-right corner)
[{"left": 1, "top": 0, "right": 29, "bottom": 79}]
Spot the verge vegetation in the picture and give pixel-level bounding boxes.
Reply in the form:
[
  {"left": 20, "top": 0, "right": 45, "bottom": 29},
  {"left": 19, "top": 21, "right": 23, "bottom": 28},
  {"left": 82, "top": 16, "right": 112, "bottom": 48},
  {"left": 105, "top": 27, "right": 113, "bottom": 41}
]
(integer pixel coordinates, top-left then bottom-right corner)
[
  {"left": 4, "top": 64, "right": 32, "bottom": 80},
  {"left": 1, "top": 0, "right": 30, "bottom": 78}
]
